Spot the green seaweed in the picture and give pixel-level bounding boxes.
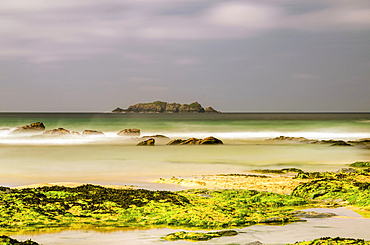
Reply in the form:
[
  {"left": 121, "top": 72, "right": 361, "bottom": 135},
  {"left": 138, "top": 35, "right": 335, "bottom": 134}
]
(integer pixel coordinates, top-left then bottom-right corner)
[
  {"left": 292, "top": 173, "right": 370, "bottom": 209},
  {"left": 350, "top": 161, "right": 370, "bottom": 167},
  {"left": 287, "top": 237, "right": 370, "bottom": 245},
  {"left": 253, "top": 168, "right": 304, "bottom": 174},
  {"left": 0, "top": 186, "right": 307, "bottom": 231}
]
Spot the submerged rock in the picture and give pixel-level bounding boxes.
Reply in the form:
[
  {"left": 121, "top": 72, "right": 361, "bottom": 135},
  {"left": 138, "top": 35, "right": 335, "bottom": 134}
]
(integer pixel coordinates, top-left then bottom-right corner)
[
  {"left": 43, "top": 128, "right": 71, "bottom": 135},
  {"left": 163, "top": 230, "right": 237, "bottom": 241},
  {"left": 71, "top": 131, "right": 81, "bottom": 135},
  {"left": 12, "top": 122, "right": 45, "bottom": 134},
  {"left": 0, "top": 128, "right": 10, "bottom": 131},
  {"left": 82, "top": 130, "right": 104, "bottom": 136},
  {"left": 244, "top": 242, "right": 264, "bottom": 245},
  {"left": 137, "top": 138, "right": 155, "bottom": 146},
  {"left": 268, "top": 136, "right": 318, "bottom": 143},
  {"left": 320, "top": 139, "right": 352, "bottom": 146},
  {"left": 291, "top": 210, "right": 337, "bottom": 218},
  {"left": 117, "top": 128, "right": 141, "bottom": 136},
  {"left": 141, "top": 134, "right": 169, "bottom": 140}
]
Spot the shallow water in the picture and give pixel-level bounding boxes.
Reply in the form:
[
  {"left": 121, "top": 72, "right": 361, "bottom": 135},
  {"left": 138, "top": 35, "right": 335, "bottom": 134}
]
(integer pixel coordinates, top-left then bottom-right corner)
[{"left": 8, "top": 208, "right": 370, "bottom": 245}]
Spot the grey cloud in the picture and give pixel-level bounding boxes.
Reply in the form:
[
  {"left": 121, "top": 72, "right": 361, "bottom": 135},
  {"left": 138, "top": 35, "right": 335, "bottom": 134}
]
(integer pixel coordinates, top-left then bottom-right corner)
[{"left": 1, "top": 0, "right": 369, "bottom": 62}]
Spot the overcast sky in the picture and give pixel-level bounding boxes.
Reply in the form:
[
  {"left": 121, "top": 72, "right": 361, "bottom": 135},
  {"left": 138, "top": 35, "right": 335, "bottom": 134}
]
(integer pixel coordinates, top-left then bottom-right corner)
[{"left": 0, "top": 0, "right": 369, "bottom": 112}]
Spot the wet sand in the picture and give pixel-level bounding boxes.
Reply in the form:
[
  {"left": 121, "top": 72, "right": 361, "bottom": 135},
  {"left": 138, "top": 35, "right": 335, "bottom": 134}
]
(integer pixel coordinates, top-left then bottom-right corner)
[{"left": 155, "top": 171, "right": 312, "bottom": 194}]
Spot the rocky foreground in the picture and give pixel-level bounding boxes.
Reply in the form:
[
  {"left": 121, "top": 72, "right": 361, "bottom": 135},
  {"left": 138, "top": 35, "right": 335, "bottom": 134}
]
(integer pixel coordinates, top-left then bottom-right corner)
[
  {"left": 0, "top": 163, "right": 369, "bottom": 244},
  {"left": 112, "top": 101, "right": 220, "bottom": 113}
]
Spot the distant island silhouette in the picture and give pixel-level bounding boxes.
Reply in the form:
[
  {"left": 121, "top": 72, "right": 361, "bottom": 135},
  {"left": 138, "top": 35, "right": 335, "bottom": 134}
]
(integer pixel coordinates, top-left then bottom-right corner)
[{"left": 111, "top": 101, "right": 220, "bottom": 113}]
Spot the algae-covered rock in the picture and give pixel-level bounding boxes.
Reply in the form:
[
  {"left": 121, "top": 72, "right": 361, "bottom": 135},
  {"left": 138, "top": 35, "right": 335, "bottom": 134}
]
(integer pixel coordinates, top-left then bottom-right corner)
[
  {"left": 291, "top": 210, "right": 336, "bottom": 218},
  {"left": 350, "top": 161, "right": 370, "bottom": 168},
  {"left": 162, "top": 230, "right": 237, "bottom": 241},
  {"left": 0, "top": 235, "right": 39, "bottom": 245},
  {"left": 287, "top": 237, "right": 370, "bottom": 245}
]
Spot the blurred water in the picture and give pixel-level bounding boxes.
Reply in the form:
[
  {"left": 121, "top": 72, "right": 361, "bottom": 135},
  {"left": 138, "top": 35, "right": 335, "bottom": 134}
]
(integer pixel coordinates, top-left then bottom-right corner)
[{"left": 0, "top": 113, "right": 369, "bottom": 188}]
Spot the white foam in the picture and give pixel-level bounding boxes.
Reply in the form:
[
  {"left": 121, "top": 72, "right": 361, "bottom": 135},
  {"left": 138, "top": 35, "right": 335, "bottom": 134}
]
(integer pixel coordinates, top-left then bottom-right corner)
[{"left": 0, "top": 130, "right": 368, "bottom": 145}]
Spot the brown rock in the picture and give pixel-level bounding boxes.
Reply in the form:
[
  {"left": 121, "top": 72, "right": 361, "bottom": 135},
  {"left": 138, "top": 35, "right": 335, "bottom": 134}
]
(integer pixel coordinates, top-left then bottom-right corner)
[
  {"left": 167, "top": 139, "right": 186, "bottom": 145},
  {"left": 137, "top": 138, "right": 155, "bottom": 146},
  {"left": 12, "top": 122, "right": 45, "bottom": 134},
  {"left": 117, "top": 128, "right": 141, "bottom": 136},
  {"left": 167, "top": 137, "right": 223, "bottom": 145},
  {"left": 0, "top": 128, "right": 10, "bottom": 131},
  {"left": 180, "top": 138, "right": 202, "bottom": 145},
  {"left": 43, "top": 128, "right": 71, "bottom": 135},
  {"left": 82, "top": 130, "right": 104, "bottom": 136},
  {"left": 71, "top": 131, "right": 81, "bottom": 135},
  {"left": 200, "top": 136, "right": 223, "bottom": 145}
]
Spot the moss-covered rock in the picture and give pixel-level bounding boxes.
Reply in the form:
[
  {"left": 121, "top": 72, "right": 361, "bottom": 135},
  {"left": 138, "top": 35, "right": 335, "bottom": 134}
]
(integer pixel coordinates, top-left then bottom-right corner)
[
  {"left": 350, "top": 162, "right": 370, "bottom": 168},
  {"left": 162, "top": 230, "right": 237, "bottom": 241},
  {"left": 287, "top": 237, "right": 370, "bottom": 245},
  {"left": 0, "top": 235, "right": 39, "bottom": 245}
]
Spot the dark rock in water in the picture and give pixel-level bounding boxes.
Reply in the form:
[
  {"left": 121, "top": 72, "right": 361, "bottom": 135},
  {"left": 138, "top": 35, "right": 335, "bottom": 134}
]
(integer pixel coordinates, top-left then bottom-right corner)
[
  {"left": 200, "top": 136, "right": 223, "bottom": 145},
  {"left": 243, "top": 242, "right": 264, "bottom": 245},
  {"left": 291, "top": 210, "right": 337, "bottom": 218},
  {"left": 337, "top": 168, "right": 357, "bottom": 173},
  {"left": 268, "top": 136, "right": 318, "bottom": 143},
  {"left": 137, "top": 138, "right": 155, "bottom": 146},
  {"left": 260, "top": 217, "right": 291, "bottom": 223},
  {"left": 117, "top": 128, "right": 141, "bottom": 136},
  {"left": 111, "top": 107, "right": 126, "bottom": 113},
  {"left": 320, "top": 139, "right": 352, "bottom": 146},
  {"left": 12, "top": 122, "right": 45, "bottom": 134},
  {"left": 82, "top": 130, "right": 104, "bottom": 136},
  {"left": 167, "top": 139, "right": 185, "bottom": 145},
  {"left": 217, "top": 230, "right": 238, "bottom": 236},
  {"left": 330, "top": 141, "right": 352, "bottom": 146},
  {"left": 43, "top": 128, "right": 71, "bottom": 135},
  {"left": 112, "top": 101, "right": 219, "bottom": 113}
]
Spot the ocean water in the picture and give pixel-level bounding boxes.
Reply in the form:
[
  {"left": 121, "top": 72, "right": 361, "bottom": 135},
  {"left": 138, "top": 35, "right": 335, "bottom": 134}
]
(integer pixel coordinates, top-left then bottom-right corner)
[
  {"left": 1, "top": 113, "right": 370, "bottom": 244},
  {"left": 0, "top": 113, "right": 369, "bottom": 188}
]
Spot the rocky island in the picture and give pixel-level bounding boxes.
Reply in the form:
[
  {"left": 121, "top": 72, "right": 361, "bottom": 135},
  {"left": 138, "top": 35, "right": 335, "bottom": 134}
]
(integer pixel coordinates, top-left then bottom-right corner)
[{"left": 111, "top": 101, "right": 220, "bottom": 113}]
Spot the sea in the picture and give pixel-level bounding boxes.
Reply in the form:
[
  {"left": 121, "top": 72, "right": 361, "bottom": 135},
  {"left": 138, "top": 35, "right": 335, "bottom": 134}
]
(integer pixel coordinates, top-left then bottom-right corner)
[{"left": 0, "top": 112, "right": 369, "bottom": 244}]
